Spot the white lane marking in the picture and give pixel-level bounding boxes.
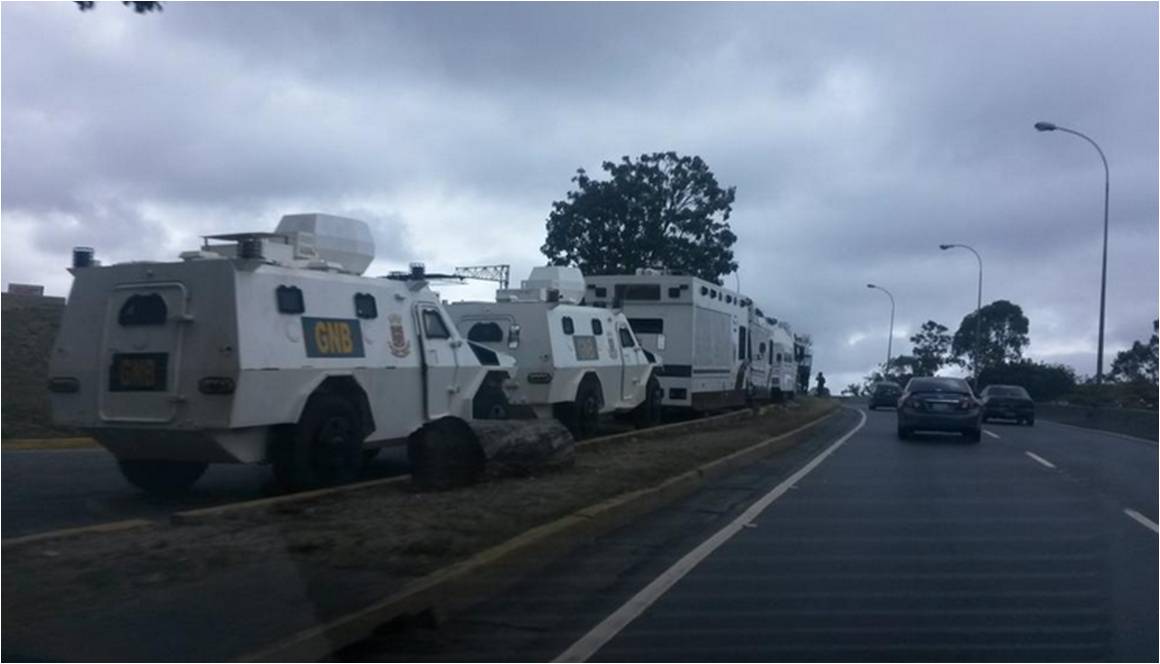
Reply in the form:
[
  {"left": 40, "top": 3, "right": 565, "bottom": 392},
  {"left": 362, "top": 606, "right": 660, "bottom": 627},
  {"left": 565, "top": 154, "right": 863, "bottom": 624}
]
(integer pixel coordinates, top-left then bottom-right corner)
[
  {"left": 1024, "top": 451, "right": 1056, "bottom": 469},
  {"left": 1124, "top": 509, "right": 1159, "bottom": 534},
  {"left": 984, "top": 430, "right": 1000, "bottom": 439},
  {"left": 553, "top": 408, "right": 868, "bottom": 663}
]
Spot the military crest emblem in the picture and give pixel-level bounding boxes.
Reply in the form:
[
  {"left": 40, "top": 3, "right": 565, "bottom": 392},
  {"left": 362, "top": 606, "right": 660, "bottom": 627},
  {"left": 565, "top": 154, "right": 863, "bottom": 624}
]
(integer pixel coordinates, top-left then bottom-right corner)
[{"left": 387, "top": 313, "right": 411, "bottom": 357}]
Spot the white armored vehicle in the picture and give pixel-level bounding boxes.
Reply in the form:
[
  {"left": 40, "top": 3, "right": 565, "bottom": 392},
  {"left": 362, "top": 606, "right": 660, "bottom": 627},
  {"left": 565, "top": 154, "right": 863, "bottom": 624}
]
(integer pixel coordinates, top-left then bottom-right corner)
[
  {"left": 585, "top": 270, "right": 750, "bottom": 412},
  {"left": 447, "top": 267, "right": 663, "bottom": 438},
  {"left": 48, "top": 214, "right": 532, "bottom": 493}
]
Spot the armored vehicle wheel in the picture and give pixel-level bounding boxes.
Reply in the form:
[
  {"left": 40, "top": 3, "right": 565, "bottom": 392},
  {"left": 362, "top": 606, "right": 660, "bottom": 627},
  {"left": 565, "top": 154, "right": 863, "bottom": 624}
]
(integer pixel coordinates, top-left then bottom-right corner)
[
  {"left": 560, "top": 379, "right": 602, "bottom": 440},
  {"left": 272, "top": 395, "right": 364, "bottom": 492},
  {"left": 409, "top": 419, "right": 485, "bottom": 490},
  {"left": 633, "top": 376, "right": 664, "bottom": 429},
  {"left": 117, "top": 459, "right": 208, "bottom": 496},
  {"left": 362, "top": 448, "right": 380, "bottom": 465}
]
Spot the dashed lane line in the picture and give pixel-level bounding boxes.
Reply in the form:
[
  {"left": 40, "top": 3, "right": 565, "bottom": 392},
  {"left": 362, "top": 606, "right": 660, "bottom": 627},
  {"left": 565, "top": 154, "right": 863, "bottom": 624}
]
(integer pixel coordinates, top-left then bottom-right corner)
[
  {"left": 984, "top": 430, "right": 1000, "bottom": 439},
  {"left": 1024, "top": 451, "right": 1056, "bottom": 469},
  {"left": 1123, "top": 509, "right": 1159, "bottom": 534}
]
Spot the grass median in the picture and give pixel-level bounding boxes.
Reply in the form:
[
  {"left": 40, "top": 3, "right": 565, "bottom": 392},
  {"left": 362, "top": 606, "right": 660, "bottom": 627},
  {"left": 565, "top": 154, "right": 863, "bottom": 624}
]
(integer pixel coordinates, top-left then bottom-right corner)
[{"left": 4, "top": 398, "right": 838, "bottom": 635}]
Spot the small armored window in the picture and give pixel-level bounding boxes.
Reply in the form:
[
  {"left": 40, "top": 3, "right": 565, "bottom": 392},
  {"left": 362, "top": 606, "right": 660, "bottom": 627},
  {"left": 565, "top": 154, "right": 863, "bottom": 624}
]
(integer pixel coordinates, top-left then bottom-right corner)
[
  {"left": 710, "top": 289, "right": 718, "bottom": 299},
  {"left": 759, "top": 342, "right": 767, "bottom": 356},
  {"left": 668, "top": 287, "right": 681, "bottom": 298},
  {"left": 726, "top": 295, "right": 733, "bottom": 304},
  {"left": 118, "top": 293, "right": 167, "bottom": 326},
  {"left": 468, "top": 322, "right": 504, "bottom": 343},
  {"left": 276, "top": 285, "right": 305, "bottom": 314},
  {"left": 562, "top": 316, "right": 574, "bottom": 335},
  {"left": 618, "top": 326, "right": 636, "bottom": 348},
  {"left": 595, "top": 287, "right": 607, "bottom": 298},
  {"left": 700, "top": 286, "right": 708, "bottom": 296},
  {"left": 627, "top": 318, "right": 664, "bottom": 334},
  {"left": 354, "top": 293, "right": 377, "bottom": 319},
  {"left": 591, "top": 319, "right": 603, "bottom": 335},
  {"left": 422, "top": 309, "right": 451, "bottom": 339}
]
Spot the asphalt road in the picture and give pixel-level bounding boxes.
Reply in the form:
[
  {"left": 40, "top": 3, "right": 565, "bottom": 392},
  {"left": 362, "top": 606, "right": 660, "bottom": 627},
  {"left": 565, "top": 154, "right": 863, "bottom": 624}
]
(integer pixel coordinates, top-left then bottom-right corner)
[
  {"left": 1, "top": 446, "right": 410, "bottom": 538},
  {"left": 351, "top": 406, "right": 1158, "bottom": 662}
]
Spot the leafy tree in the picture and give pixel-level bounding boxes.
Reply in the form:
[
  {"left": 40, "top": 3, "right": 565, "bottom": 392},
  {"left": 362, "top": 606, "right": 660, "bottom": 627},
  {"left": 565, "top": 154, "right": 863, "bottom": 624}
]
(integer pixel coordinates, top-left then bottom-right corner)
[
  {"left": 909, "top": 320, "right": 952, "bottom": 376},
  {"left": 978, "top": 361, "right": 1076, "bottom": 401},
  {"left": 1109, "top": 319, "right": 1159, "bottom": 384},
  {"left": 541, "top": 152, "right": 738, "bottom": 283},
  {"left": 76, "top": 1, "right": 162, "bottom": 12},
  {"left": 951, "top": 300, "right": 1030, "bottom": 372}
]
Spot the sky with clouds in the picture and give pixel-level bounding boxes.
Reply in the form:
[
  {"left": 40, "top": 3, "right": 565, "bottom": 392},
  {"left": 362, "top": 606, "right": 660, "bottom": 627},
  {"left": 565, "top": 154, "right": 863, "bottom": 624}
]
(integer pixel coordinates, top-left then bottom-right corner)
[{"left": 2, "top": 2, "right": 1157, "bottom": 389}]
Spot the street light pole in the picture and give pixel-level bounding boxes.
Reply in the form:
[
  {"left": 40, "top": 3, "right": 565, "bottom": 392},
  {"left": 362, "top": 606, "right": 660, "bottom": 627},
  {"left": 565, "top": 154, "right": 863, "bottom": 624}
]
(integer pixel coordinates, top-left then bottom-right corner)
[
  {"left": 866, "top": 284, "right": 895, "bottom": 374},
  {"left": 939, "top": 244, "right": 983, "bottom": 383},
  {"left": 1034, "top": 121, "right": 1111, "bottom": 385}
]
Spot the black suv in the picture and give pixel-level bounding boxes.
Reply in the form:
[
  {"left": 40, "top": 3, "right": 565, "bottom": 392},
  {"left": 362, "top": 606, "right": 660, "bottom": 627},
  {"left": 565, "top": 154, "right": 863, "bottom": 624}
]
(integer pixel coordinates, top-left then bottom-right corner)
[
  {"left": 867, "top": 381, "right": 902, "bottom": 410},
  {"left": 980, "top": 384, "right": 1035, "bottom": 425}
]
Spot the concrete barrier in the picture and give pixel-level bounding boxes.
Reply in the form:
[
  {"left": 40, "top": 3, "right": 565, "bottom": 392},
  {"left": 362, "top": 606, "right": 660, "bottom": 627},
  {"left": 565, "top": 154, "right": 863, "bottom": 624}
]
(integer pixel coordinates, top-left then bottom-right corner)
[{"left": 1037, "top": 403, "right": 1157, "bottom": 442}]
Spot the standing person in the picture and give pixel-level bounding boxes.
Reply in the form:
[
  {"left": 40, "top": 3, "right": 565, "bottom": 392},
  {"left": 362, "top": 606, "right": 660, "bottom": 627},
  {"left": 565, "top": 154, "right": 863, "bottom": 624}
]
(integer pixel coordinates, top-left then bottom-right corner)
[{"left": 816, "top": 371, "right": 827, "bottom": 397}]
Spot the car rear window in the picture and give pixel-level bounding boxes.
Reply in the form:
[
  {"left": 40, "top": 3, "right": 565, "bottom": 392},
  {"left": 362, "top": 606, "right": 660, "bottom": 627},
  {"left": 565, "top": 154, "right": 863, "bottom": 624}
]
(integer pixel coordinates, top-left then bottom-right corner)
[
  {"left": 988, "top": 386, "right": 1030, "bottom": 398},
  {"left": 908, "top": 377, "right": 971, "bottom": 393}
]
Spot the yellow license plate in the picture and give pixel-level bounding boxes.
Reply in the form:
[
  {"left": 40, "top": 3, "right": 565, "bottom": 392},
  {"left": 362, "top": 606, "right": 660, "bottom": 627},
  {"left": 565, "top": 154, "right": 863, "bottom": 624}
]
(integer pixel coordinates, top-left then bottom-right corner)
[{"left": 110, "top": 353, "right": 168, "bottom": 391}]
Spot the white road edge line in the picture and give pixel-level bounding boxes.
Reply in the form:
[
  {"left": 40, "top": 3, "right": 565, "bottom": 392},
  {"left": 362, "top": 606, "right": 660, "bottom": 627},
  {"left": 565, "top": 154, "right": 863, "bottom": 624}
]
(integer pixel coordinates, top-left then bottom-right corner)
[
  {"left": 1024, "top": 451, "right": 1056, "bottom": 469},
  {"left": 553, "top": 408, "right": 869, "bottom": 663},
  {"left": 984, "top": 430, "right": 1000, "bottom": 439},
  {"left": 1124, "top": 509, "right": 1159, "bottom": 534}
]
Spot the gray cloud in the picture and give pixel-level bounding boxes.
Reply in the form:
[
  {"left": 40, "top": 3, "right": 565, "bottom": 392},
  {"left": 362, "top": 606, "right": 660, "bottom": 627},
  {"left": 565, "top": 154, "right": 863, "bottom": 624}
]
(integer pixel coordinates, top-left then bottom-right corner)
[{"left": 2, "top": 1, "right": 1156, "bottom": 388}]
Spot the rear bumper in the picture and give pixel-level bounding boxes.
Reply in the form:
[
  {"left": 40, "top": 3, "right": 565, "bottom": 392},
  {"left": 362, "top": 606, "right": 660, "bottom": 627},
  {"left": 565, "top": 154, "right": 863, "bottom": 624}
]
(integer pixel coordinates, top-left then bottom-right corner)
[
  {"left": 984, "top": 405, "right": 1035, "bottom": 419},
  {"left": 898, "top": 409, "right": 982, "bottom": 432},
  {"left": 90, "top": 427, "right": 269, "bottom": 463}
]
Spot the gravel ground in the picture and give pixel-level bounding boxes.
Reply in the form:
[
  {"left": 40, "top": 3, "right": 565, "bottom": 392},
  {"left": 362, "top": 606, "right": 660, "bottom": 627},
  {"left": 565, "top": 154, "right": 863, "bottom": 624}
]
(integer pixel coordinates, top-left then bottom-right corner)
[{"left": 4, "top": 399, "right": 837, "bottom": 627}]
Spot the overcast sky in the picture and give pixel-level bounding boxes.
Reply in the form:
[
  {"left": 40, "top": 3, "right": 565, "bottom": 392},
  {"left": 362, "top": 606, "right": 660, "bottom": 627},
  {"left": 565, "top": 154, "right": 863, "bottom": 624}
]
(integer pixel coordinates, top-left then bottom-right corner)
[{"left": 3, "top": 2, "right": 1157, "bottom": 389}]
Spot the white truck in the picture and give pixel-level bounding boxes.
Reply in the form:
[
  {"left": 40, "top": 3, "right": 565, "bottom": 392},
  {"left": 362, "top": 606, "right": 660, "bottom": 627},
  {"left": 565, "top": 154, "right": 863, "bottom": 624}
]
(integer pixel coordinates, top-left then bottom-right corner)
[
  {"left": 584, "top": 270, "right": 750, "bottom": 412},
  {"left": 447, "top": 267, "right": 663, "bottom": 438},
  {"left": 47, "top": 214, "right": 549, "bottom": 494}
]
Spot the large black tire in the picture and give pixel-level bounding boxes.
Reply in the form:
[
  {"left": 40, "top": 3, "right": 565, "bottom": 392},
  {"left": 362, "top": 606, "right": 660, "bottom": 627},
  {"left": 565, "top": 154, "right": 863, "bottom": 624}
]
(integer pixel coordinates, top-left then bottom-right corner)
[
  {"left": 633, "top": 375, "right": 664, "bottom": 429},
  {"left": 272, "top": 394, "right": 364, "bottom": 492},
  {"left": 362, "top": 448, "right": 381, "bottom": 465},
  {"left": 896, "top": 426, "right": 911, "bottom": 440},
  {"left": 117, "top": 459, "right": 208, "bottom": 496},
  {"left": 868, "top": 404, "right": 876, "bottom": 411},
  {"left": 408, "top": 419, "right": 484, "bottom": 491},
  {"left": 964, "top": 428, "right": 982, "bottom": 443},
  {"left": 560, "top": 378, "right": 602, "bottom": 439},
  {"left": 1026, "top": 417, "right": 1035, "bottom": 427}
]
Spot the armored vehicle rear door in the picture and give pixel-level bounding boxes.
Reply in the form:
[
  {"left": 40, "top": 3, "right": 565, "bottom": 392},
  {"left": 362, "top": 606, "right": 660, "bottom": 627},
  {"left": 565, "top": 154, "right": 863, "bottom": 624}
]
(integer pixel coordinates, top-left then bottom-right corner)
[{"left": 99, "top": 282, "right": 189, "bottom": 423}]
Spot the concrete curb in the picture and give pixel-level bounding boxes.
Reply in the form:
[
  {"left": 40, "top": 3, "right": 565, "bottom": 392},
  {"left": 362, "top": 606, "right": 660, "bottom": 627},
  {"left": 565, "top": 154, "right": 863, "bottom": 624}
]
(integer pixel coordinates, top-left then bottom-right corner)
[
  {"left": 171, "top": 475, "right": 411, "bottom": 523},
  {"left": 1, "top": 437, "right": 99, "bottom": 451},
  {"left": 239, "top": 404, "right": 843, "bottom": 662},
  {"left": 1, "top": 518, "right": 153, "bottom": 548}
]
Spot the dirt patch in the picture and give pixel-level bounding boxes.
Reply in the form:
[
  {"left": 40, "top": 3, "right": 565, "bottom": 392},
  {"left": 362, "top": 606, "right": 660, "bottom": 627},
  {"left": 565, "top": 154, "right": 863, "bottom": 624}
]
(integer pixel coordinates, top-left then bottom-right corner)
[{"left": 3, "top": 399, "right": 838, "bottom": 628}]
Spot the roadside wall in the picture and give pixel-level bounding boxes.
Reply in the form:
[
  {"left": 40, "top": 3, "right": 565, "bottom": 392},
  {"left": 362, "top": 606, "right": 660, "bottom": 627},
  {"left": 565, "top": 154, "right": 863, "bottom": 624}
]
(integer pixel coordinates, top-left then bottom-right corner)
[
  {"left": 1037, "top": 403, "right": 1157, "bottom": 442},
  {"left": 2, "top": 293, "right": 75, "bottom": 438}
]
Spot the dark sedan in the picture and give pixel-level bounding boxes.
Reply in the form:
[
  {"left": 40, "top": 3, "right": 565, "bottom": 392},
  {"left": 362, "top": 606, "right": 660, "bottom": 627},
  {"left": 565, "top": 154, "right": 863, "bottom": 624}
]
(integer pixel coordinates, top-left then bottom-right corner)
[
  {"left": 897, "top": 376, "right": 983, "bottom": 442},
  {"left": 980, "top": 384, "right": 1035, "bottom": 425},
  {"left": 867, "top": 381, "right": 902, "bottom": 410}
]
